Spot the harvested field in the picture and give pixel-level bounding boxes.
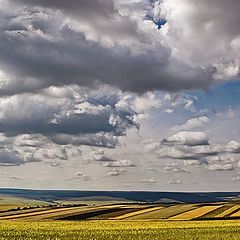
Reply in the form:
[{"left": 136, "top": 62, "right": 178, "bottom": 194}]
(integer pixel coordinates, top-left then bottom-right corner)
[
  {"left": 0, "top": 206, "right": 90, "bottom": 220},
  {"left": 1, "top": 202, "right": 240, "bottom": 221},
  {"left": 0, "top": 205, "right": 22, "bottom": 212},
  {"left": 58, "top": 207, "right": 127, "bottom": 220},
  {"left": 126, "top": 204, "right": 197, "bottom": 220},
  {"left": 0, "top": 207, "right": 51, "bottom": 217},
  {"left": 169, "top": 205, "right": 222, "bottom": 220},
  {"left": 230, "top": 209, "right": 240, "bottom": 217},
  {"left": 90, "top": 208, "right": 145, "bottom": 219},
  {"left": 197, "top": 204, "right": 231, "bottom": 219},
  {"left": 111, "top": 206, "right": 164, "bottom": 220},
  {"left": 215, "top": 205, "right": 240, "bottom": 218}
]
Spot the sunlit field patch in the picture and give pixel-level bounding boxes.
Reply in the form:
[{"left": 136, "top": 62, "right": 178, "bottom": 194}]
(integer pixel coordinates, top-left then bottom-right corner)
[
  {"left": 1, "top": 220, "right": 240, "bottom": 240},
  {"left": 111, "top": 206, "right": 164, "bottom": 220},
  {"left": 231, "top": 209, "right": 240, "bottom": 217},
  {"left": 216, "top": 205, "right": 240, "bottom": 218},
  {"left": 169, "top": 205, "right": 222, "bottom": 220}
]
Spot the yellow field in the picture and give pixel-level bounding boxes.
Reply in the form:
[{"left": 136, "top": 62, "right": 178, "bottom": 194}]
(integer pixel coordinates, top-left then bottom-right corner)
[
  {"left": 169, "top": 205, "right": 222, "bottom": 220},
  {"left": 111, "top": 206, "right": 163, "bottom": 220},
  {"left": 0, "top": 202, "right": 240, "bottom": 239},
  {"left": 122, "top": 204, "right": 197, "bottom": 220},
  {"left": 0, "top": 205, "right": 124, "bottom": 220},
  {"left": 216, "top": 205, "right": 240, "bottom": 218},
  {"left": 230, "top": 209, "right": 240, "bottom": 217},
  {"left": 0, "top": 202, "right": 240, "bottom": 223},
  {"left": 0, "top": 206, "right": 90, "bottom": 220},
  {"left": 1, "top": 219, "right": 240, "bottom": 240},
  {"left": 0, "top": 205, "right": 21, "bottom": 212}
]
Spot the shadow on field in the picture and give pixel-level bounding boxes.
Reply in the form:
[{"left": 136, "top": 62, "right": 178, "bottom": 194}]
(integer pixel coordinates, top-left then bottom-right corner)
[{"left": 58, "top": 208, "right": 124, "bottom": 220}]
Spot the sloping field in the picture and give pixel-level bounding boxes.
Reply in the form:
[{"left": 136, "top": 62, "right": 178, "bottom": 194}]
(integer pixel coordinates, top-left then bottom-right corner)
[
  {"left": 125, "top": 204, "right": 197, "bottom": 220},
  {"left": 0, "top": 206, "right": 92, "bottom": 220},
  {"left": 0, "top": 195, "right": 49, "bottom": 206},
  {"left": 0, "top": 204, "right": 157, "bottom": 221},
  {"left": 196, "top": 204, "right": 230, "bottom": 219},
  {"left": 0, "top": 200, "right": 50, "bottom": 213},
  {"left": 0, "top": 205, "right": 22, "bottom": 212},
  {"left": 90, "top": 207, "right": 146, "bottom": 219},
  {"left": 111, "top": 206, "right": 164, "bottom": 220},
  {"left": 1, "top": 202, "right": 240, "bottom": 221},
  {"left": 215, "top": 205, "right": 240, "bottom": 218},
  {"left": 30, "top": 205, "right": 130, "bottom": 221},
  {"left": 230, "top": 208, "right": 240, "bottom": 217},
  {"left": 0, "top": 207, "right": 52, "bottom": 217},
  {"left": 169, "top": 205, "right": 223, "bottom": 220}
]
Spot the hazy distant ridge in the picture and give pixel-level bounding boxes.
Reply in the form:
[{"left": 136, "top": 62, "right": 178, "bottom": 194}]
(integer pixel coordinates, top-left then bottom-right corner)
[{"left": 0, "top": 189, "right": 239, "bottom": 203}]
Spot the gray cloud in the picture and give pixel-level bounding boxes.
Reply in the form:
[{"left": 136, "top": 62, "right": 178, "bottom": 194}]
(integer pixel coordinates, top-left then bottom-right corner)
[
  {"left": 172, "top": 116, "right": 209, "bottom": 132},
  {"left": 0, "top": 86, "right": 140, "bottom": 166},
  {"left": 0, "top": 132, "right": 84, "bottom": 166},
  {"left": 168, "top": 179, "right": 182, "bottom": 185},
  {"left": 145, "top": 129, "right": 240, "bottom": 175},
  {"left": 0, "top": 88, "right": 138, "bottom": 148},
  {"left": 163, "top": 131, "right": 209, "bottom": 146},
  {"left": 107, "top": 170, "right": 120, "bottom": 177},
  {"left": 164, "top": 165, "right": 188, "bottom": 174},
  {"left": 103, "top": 159, "right": 136, "bottom": 168},
  {"left": 140, "top": 177, "right": 157, "bottom": 184},
  {"left": 158, "top": 144, "right": 220, "bottom": 161},
  {"left": 0, "top": 0, "right": 216, "bottom": 96},
  {"left": 0, "top": 148, "right": 24, "bottom": 166},
  {"left": 226, "top": 141, "right": 240, "bottom": 153},
  {"left": 208, "top": 163, "right": 234, "bottom": 171},
  {"left": 85, "top": 149, "right": 115, "bottom": 162},
  {"left": 14, "top": 134, "right": 49, "bottom": 148},
  {"left": 184, "top": 160, "right": 207, "bottom": 166},
  {"left": 160, "top": 0, "right": 240, "bottom": 82},
  {"left": 0, "top": 0, "right": 239, "bottom": 96}
]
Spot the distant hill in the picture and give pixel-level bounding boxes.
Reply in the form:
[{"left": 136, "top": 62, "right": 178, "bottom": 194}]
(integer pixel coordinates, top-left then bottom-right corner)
[{"left": 0, "top": 188, "right": 240, "bottom": 204}]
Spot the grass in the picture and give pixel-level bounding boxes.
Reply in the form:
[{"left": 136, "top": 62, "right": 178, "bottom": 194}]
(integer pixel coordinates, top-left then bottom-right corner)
[
  {"left": 1, "top": 220, "right": 240, "bottom": 240},
  {"left": 0, "top": 195, "right": 49, "bottom": 206},
  {"left": 0, "top": 195, "right": 51, "bottom": 214}
]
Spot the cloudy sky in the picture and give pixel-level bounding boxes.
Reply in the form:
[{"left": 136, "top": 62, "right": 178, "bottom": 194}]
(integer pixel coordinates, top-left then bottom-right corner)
[{"left": 0, "top": 0, "right": 240, "bottom": 191}]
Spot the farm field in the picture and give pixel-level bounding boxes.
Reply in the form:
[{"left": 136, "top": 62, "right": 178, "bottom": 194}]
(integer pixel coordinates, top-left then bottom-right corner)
[
  {"left": 123, "top": 204, "right": 198, "bottom": 220},
  {"left": 1, "top": 220, "right": 240, "bottom": 240},
  {"left": 0, "top": 201, "right": 240, "bottom": 239},
  {"left": 0, "top": 202, "right": 240, "bottom": 221},
  {"left": 0, "top": 195, "right": 51, "bottom": 212}
]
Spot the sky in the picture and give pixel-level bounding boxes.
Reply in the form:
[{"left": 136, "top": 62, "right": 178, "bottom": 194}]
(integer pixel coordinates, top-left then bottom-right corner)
[{"left": 0, "top": 0, "right": 240, "bottom": 191}]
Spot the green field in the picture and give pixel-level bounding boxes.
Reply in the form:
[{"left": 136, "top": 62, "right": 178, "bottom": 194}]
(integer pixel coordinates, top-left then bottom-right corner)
[{"left": 1, "top": 220, "right": 240, "bottom": 240}]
